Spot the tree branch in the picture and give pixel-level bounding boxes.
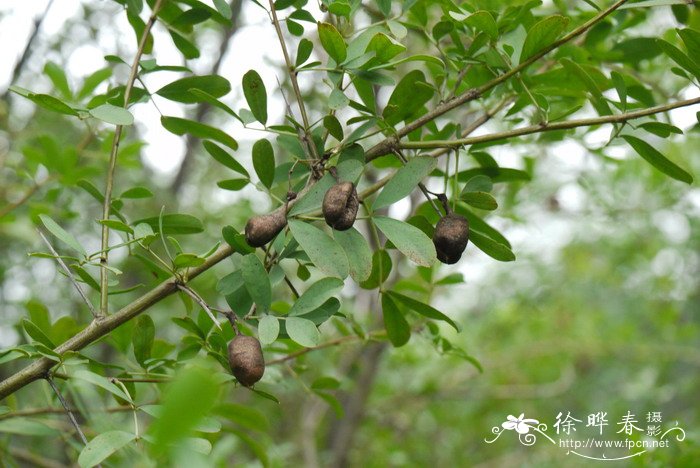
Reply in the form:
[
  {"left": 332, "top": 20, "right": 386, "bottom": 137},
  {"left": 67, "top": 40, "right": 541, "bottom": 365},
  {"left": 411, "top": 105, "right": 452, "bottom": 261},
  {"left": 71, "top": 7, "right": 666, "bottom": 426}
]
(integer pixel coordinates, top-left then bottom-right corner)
[
  {"left": 364, "top": 0, "right": 629, "bottom": 161},
  {"left": 46, "top": 376, "right": 88, "bottom": 446},
  {"left": 99, "top": 0, "right": 164, "bottom": 318},
  {"left": 267, "top": 0, "right": 321, "bottom": 161},
  {"left": 38, "top": 229, "right": 98, "bottom": 318},
  {"left": 0, "top": 242, "right": 233, "bottom": 400},
  {"left": 398, "top": 96, "right": 700, "bottom": 150}
]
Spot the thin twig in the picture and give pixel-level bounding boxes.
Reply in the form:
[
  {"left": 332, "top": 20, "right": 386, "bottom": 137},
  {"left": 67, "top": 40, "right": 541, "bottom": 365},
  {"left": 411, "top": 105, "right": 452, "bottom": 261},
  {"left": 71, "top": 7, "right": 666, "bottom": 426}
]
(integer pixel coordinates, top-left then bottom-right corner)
[
  {"left": 284, "top": 275, "right": 300, "bottom": 299},
  {"left": 399, "top": 96, "right": 700, "bottom": 150},
  {"left": 176, "top": 284, "right": 222, "bottom": 330},
  {"left": 45, "top": 376, "right": 88, "bottom": 446},
  {"left": 37, "top": 229, "right": 98, "bottom": 318},
  {"left": 267, "top": 0, "right": 321, "bottom": 161},
  {"left": 0, "top": 404, "right": 136, "bottom": 420},
  {"left": 267, "top": 331, "right": 387, "bottom": 366},
  {"left": 99, "top": 0, "right": 164, "bottom": 318}
]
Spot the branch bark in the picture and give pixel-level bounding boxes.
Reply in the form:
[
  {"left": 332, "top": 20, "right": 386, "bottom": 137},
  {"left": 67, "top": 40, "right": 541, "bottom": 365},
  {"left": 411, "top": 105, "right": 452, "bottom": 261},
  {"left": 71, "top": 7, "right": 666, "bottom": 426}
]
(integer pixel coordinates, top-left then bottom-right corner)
[{"left": 399, "top": 96, "right": 700, "bottom": 150}]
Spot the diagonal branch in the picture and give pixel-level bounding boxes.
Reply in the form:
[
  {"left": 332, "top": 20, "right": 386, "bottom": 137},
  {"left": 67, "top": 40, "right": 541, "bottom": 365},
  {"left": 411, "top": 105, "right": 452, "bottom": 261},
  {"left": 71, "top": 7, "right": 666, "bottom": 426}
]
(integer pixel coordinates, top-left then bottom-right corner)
[
  {"left": 99, "top": 0, "right": 164, "bottom": 318},
  {"left": 364, "top": 0, "right": 629, "bottom": 161},
  {"left": 37, "top": 229, "right": 98, "bottom": 318},
  {"left": 398, "top": 97, "right": 700, "bottom": 150},
  {"left": 46, "top": 376, "right": 88, "bottom": 446}
]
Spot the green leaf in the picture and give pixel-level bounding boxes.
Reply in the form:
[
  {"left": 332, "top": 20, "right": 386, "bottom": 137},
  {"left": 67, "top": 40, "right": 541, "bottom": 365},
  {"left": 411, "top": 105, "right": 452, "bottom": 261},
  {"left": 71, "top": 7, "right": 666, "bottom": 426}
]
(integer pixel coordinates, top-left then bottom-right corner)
[
  {"left": 520, "top": 15, "right": 569, "bottom": 63},
  {"left": 387, "top": 292, "right": 460, "bottom": 331},
  {"left": 258, "top": 315, "right": 280, "bottom": 345},
  {"left": 99, "top": 219, "right": 133, "bottom": 234},
  {"left": 381, "top": 294, "right": 410, "bottom": 347},
  {"left": 132, "top": 213, "right": 204, "bottom": 235},
  {"left": 39, "top": 214, "right": 86, "bottom": 256},
  {"left": 161, "top": 116, "right": 238, "bottom": 151},
  {"left": 169, "top": 30, "right": 199, "bottom": 59},
  {"left": 365, "top": 33, "right": 406, "bottom": 63},
  {"left": 333, "top": 228, "right": 372, "bottom": 282},
  {"left": 323, "top": 115, "right": 344, "bottom": 141},
  {"left": 0, "top": 419, "right": 58, "bottom": 436},
  {"left": 120, "top": 186, "right": 153, "bottom": 198},
  {"left": 203, "top": 141, "right": 248, "bottom": 177},
  {"left": 639, "top": 122, "right": 683, "bottom": 138},
  {"left": 328, "top": 88, "right": 349, "bottom": 110},
  {"left": 288, "top": 220, "right": 349, "bottom": 278},
  {"left": 44, "top": 61, "right": 72, "bottom": 98},
  {"left": 132, "top": 315, "right": 155, "bottom": 368},
  {"left": 382, "top": 70, "right": 434, "bottom": 125},
  {"left": 469, "top": 230, "right": 516, "bottom": 262},
  {"left": 359, "top": 249, "right": 392, "bottom": 289},
  {"left": 78, "top": 68, "right": 112, "bottom": 100},
  {"left": 463, "top": 11, "right": 498, "bottom": 40},
  {"left": 374, "top": 157, "right": 437, "bottom": 209},
  {"left": 217, "top": 179, "right": 248, "bottom": 191},
  {"left": 213, "top": 0, "right": 232, "bottom": 18},
  {"left": 78, "top": 431, "right": 136, "bottom": 468},
  {"left": 10, "top": 87, "right": 78, "bottom": 116},
  {"left": 252, "top": 139, "right": 275, "bottom": 189},
  {"left": 89, "top": 104, "right": 134, "bottom": 125},
  {"left": 657, "top": 39, "right": 700, "bottom": 80},
  {"left": 373, "top": 216, "right": 436, "bottom": 267},
  {"left": 188, "top": 89, "right": 241, "bottom": 122},
  {"left": 148, "top": 365, "right": 219, "bottom": 454},
  {"left": 464, "top": 175, "right": 493, "bottom": 193},
  {"left": 173, "top": 253, "right": 205, "bottom": 268},
  {"left": 240, "top": 254, "right": 272, "bottom": 312},
  {"left": 242, "top": 70, "right": 268, "bottom": 125},
  {"left": 461, "top": 191, "right": 498, "bottom": 211},
  {"left": 621, "top": 135, "right": 693, "bottom": 184},
  {"left": 337, "top": 144, "right": 364, "bottom": 183},
  {"left": 21, "top": 319, "right": 55, "bottom": 348},
  {"left": 72, "top": 369, "right": 133, "bottom": 403},
  {"left": 285, "top": 317, "right": 321, "bottom": 347},
  {"left": 288, "top": 173, "right": 335, "bottom": 215},
  {"left": 678, "top": 28, "right": 700, "bottom": 58},
  {"left": 156, "top": 75, "right": 231, "bottom": 103},
  {"left": 289, "top": 278, "right": 344, "bottom": 316},
  {"left": 318, "top": 22, "right": 347, "bottom": 63},
  {"left": 296, "top": 38, "right": 314, "bottom": 66}
]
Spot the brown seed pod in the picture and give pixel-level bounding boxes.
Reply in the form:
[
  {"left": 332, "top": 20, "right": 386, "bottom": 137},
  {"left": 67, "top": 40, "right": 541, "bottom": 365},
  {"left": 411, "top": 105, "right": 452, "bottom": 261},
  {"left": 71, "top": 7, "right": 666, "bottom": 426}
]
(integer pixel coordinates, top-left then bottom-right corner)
[
  {"left": 322, "top": 181, "right": 359, "bottom": 231},
  {"left": 228, "top": 335, "right": 265, "bottom": 387},
  {"left": 433, "top": 214, "right": 469, "bottom": 264},
  {"left": 244, "top": 211, "right": 287, "bottom": 247}
]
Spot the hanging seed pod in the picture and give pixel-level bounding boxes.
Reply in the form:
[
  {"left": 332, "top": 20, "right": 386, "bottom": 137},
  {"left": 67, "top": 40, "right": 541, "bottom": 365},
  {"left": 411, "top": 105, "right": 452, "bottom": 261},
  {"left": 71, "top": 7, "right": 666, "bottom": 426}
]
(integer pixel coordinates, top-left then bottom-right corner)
[
  {"left": 228, "top": 335, "right": 265, "bottom": 387},
  {"left": 322, "top": 181, "right": 359, "bottom": 231},
  {"left": 433, "top": 214, "right": 469, "bottom": 264},
  {"left": 244, "top": 211, "right": 287, "bottom": 247}
]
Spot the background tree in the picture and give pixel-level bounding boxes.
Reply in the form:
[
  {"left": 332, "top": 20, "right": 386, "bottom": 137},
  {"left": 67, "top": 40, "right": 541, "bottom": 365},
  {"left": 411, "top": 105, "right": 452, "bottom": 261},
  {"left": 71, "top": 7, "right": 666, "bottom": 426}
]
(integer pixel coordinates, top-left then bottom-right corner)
[{"left": 0, "top": 0, "right": 698, "bottom": 466}]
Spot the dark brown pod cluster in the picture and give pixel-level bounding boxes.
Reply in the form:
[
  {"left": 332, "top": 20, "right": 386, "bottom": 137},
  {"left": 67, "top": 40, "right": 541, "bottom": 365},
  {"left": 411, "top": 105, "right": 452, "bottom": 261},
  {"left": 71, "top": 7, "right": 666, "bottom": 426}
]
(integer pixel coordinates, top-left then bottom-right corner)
[
  {"left": 228, "top": 335, "right": 265, "bottom": 387},
  {"left": 433, "top": 214, "right": 469, "bottom": 264},
  {"left": 322, "top": 181, "right": 359, "bottom": 231},
  {"left": 244, "top": 211, "right": 287, "bottom": 247}
]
